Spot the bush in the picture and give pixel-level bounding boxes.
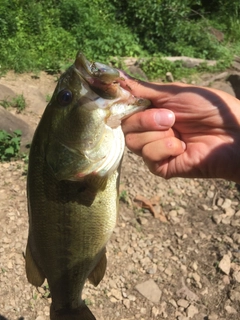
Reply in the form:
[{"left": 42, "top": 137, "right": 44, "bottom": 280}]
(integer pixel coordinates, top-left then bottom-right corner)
[
  {"left": 0, "top": 0, "right": 239, "bottom": 73},
  {"left": 0, "top": 0, "right": 144, "bottom": 73}
]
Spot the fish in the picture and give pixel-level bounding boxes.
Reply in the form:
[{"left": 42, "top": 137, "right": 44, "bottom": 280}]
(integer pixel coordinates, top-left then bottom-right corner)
[{"left": 25, "top": 52, "right": 150, "bottom": 320}]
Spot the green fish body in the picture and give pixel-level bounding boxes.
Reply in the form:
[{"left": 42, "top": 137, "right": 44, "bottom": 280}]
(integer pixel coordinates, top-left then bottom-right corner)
[{"left": 25, "top": 52, "right": 150, "bottom": 320}]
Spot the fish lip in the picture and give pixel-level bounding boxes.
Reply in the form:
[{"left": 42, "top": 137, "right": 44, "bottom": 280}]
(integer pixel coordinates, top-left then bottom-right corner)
[
  {"left": 74, "top": 52, "right": 122, "bottom": 99},
  {"left": 74, "top": 51, "right": 121, "bottom": 84}
]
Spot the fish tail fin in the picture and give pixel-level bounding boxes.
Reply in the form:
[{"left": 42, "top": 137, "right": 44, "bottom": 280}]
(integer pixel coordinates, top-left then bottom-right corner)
[{"left": 50, "top": 303, "right": 96, "bottom": 320}]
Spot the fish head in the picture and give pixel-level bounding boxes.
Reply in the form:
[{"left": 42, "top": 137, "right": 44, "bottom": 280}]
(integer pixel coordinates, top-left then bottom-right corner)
[{"left": 38, "top": 52, "right": 150, "bottom": 181}]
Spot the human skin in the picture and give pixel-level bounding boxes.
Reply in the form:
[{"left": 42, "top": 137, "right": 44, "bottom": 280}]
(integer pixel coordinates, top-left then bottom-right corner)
[{"left": 118, "top": 74, "right": 240, "bottom": 183}]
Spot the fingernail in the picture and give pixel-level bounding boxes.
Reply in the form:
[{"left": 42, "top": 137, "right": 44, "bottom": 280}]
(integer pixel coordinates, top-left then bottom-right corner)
[
  {"left": 181, "top": 140, "right": 186, "bottom": 150},
  {"left": 154, "top": 110, "right": 175, "bottom": 127}
]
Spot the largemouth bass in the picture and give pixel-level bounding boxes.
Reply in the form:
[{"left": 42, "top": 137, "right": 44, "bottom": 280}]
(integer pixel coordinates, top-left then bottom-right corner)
[{"left": 25, "top": 52, "right": 150, "bottom": 320}]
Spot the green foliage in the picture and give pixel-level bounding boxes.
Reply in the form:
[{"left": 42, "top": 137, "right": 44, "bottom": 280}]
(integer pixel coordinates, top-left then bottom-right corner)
[
  {"left": 140, "top": 54, "right": 233, "bottom": 81},
  {"left": 0, "top": 0, "right": 144, "bottom": 73},
  {"left": 139, "top": 57, "right": 193, "bottom": 80},
  {"left": 0, "top": 130, "right": 22, "bottom": 161},
  {"left": 112, "top": 0, "right": 240, "bottom": 59},
  {"left": 119, "top": 189, "right": 129, "bottom": 204},
  {"left": 0, "top": 0, "right": 240, "bottom": 73},
  {"left": 1, "top": 94, "right": 26, "bottom": 112}
]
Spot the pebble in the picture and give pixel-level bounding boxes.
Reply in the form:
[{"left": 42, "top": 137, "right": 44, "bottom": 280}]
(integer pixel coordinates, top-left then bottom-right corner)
[
  {"left": 123, "top": 299, "right": 130, "bottom": 309},
  {"left": 212, "top": 212, "right": 222, "bottom": 224},
  {"left": 207, "top": 190, "right": 214, "bottom": 198},
  {"left": 135, "top": 280, "right": 162, "bottom": 303},
  {"left": 225, "top": 305, "right": 237, "bottom": 314},
  {"left": 232, "top": 270, "right": 240, "bottom": 283},
  {"left": 218, "top": 254, "right": 231, "bottom": 275},
  {"left": 221, "top": 198, "right": 232, "bottom": 209},
  {"left": 232, "top": 233, "right": 240, "bottom": 244},
  {"left": 186, "top": 304, "right": 199, "bottom": 318},
  {"left": 177, "top": 299, "right": 189, "bottom": 309},
  {"left": 151, "top": 306, "right": 159, "bottom": 317}
]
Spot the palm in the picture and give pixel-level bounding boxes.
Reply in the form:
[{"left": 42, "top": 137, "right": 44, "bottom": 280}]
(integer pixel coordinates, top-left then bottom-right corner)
[{"left": 152, "top": 88, "right": 240, "bottom": 180}]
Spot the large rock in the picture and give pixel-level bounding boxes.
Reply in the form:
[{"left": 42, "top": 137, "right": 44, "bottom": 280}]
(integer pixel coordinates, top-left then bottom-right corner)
[
  {"left": 227, "top": 74, "right": 240, "bottom": 99},
  {"left": 0, "top": 84, "right": 17, "bottom": 101},
  {"left": 0, "top": 106, "right": 34, "bottom": 152}
]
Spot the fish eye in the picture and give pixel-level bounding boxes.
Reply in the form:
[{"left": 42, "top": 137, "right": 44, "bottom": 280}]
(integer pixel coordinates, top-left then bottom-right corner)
[{"left": 57, "top": 89, "right": 73, "bottom": 106}]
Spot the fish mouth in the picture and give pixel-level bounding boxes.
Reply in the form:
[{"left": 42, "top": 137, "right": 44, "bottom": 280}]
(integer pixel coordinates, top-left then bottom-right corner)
[{"left": 74, "top": 52, "right": 121, "bottom": 99}]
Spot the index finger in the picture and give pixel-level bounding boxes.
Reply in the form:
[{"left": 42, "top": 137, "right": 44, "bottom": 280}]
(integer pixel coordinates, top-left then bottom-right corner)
[{"left": 118, "top": 71, "right": 163, "bottom": 101}]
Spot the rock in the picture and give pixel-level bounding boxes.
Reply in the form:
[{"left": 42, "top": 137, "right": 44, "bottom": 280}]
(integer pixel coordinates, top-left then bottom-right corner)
[
  {"left": 207, "top": 190, "right": 214, "bottom": 199},
  {"left": 221, "top": 216, "right": 231, "bottom": 225},
  {"left": 110, "top": 288, "right": 122, "bottom": 300},
  {"left": 218, "top": 254, "right": 231, "bottom": 275},
  {"left": 212, "top": 212, "right": 222, "bottom": 224},
  {"left": 191, "top": 262, "right": 198, "bottom": 271},
  {"left": 169, "top": 299, "right": 178, "bottom": 308},
  {"left": 235, "top": 210, "right": 240, "bottom": 217},
  {"left": 186, "top": 304, "right": 199, "bottom": 318},
  {"left": 127, "top": 65, "right": 148, "bottom": 81},
  {"left": 232, "top": 233, "right": 240, "bottom": 244},
  {"left": 123, "top": 299, "right": 130, "bottom": 309},
  {"left": 227, "top": 74, "right": 240, "bottom": 99},
  {"left": 222, "top": 275, "right": 230, "bottom": 285},
  {"left": 232, "top": 270, "right": 240, "bottom": 283},
  {"left": 229, "top": 290, "right": 240, "bottom": 302},
  {"left": 224, "top": 207, "right": 235, "bottom": 216},
  {"left": 216, "top": 197, "right": 224, "bottom": 207},
  {"left": 151, "top": 306, "right": 159, "bottom": 317},
  {"left": 0, "top": 106, "right": 34, "bottom": 152},
  {"left": 225, "top": 305, "right": 237, "bottom": 314},
  {"left": 208, "top": 313, "right": 218, "bottom": 320},
  {"left": 210, "top": 81, "right": 236, "bottom": 97},
  {"left": 135, "top": 279, "right": 162, "bottom": 303},
  {"left": 221, "top": 198, "right": 232, "bottom": 209},
  {"left": 177, "top": 299, "right": 189, "bottom": 308},
  {"left": 166, "top": 72, "right": 174, "bottom": 82},
  {"left": 0, "top": 84, "right": 17, "bottom": 101}
]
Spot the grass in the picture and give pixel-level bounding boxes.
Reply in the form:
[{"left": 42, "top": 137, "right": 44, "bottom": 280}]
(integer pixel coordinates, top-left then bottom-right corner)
[{"left": 0, "top": 94, "right": 26, "bottom": 112}]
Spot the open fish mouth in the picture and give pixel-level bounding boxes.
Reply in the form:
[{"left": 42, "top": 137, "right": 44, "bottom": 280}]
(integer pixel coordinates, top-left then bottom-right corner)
[{"left": 74, "top": 52, "right": 121, "bottom": 99}]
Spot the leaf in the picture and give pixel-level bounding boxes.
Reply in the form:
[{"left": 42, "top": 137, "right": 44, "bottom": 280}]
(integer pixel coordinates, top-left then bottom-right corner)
[
  {"left": 134, "top": 194, "right": 167, "bottom": 222},
  {"left": 13, "top": 129, "right": 22, "bottom": 137},
  {"left": 4, "top": 146, "right": 14, "bottom": 155}
]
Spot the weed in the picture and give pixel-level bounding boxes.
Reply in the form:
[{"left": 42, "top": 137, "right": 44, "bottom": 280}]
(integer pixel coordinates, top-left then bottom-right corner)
[
  {"left": 119, "top": 190, "right": 129, "bottom": 203},
  {"left": 0, "top": 129, "right": 22, "bottom": 161},
  {"left": 45, "top": 94, "right": 52, "bottom": 103},
  {"left": 0, "top": 94, "right": 26, "bottom": 112},
  {"left": 84, "top": 298, "right": 92, "bottom": 306}
]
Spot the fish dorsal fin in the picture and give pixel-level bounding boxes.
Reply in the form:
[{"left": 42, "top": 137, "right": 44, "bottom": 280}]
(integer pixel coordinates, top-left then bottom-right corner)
[
  {"left": 25, "top": 241, "right": 45, "bottom": 287},
  {"left": 88, "top": 250, "right": 107, "bottom": 287}
]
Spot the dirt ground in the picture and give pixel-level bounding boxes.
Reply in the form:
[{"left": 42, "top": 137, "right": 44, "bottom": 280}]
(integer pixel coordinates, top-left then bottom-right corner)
[{"left": 0, "top": 69, "right": 240, "bottom": 320}]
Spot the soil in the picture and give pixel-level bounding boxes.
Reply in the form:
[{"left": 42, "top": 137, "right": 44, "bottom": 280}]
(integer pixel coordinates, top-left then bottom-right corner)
[{"left": 0, "top": 69, "right": 240, "bottom": 320}]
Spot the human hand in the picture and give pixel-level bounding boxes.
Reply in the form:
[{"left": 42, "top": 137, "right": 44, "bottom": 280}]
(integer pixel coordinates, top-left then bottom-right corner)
[{"left": 118, "top": 74, "right": 240, "bottom": 183}]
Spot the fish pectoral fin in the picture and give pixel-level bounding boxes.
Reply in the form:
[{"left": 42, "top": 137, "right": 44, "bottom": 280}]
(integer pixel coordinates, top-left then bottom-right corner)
[
  {"left": 25, "top": 241, "right": 45, "bottom": 287},
  {"left": 88, "top": 251, "right": 107, "bottom": 287},
  {"left": 85, "top": 175, "right": 108, "bottom": 192}
]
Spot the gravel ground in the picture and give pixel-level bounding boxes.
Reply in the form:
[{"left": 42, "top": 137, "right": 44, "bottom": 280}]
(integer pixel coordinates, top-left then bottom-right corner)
[{"left": 0, "top": 72, "right": 240, "bottom": 320}]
